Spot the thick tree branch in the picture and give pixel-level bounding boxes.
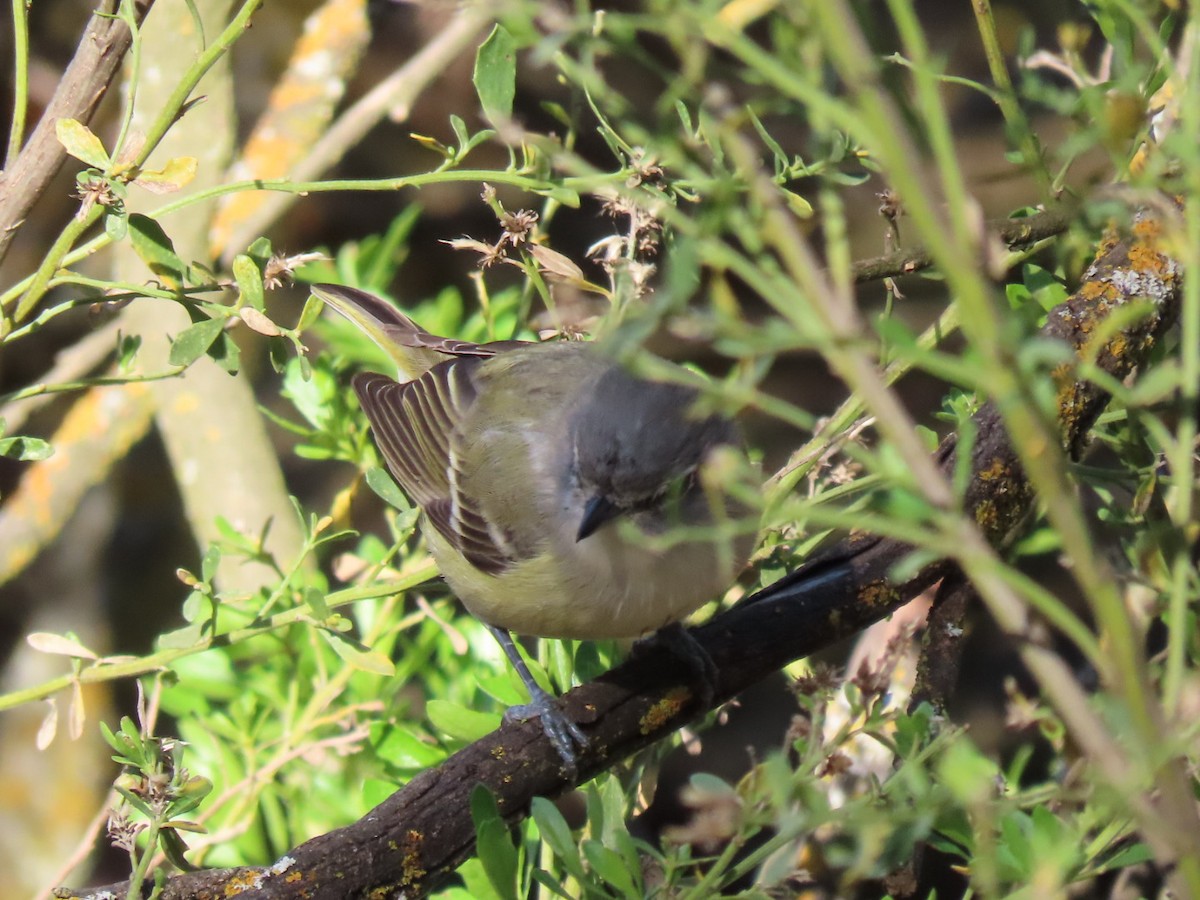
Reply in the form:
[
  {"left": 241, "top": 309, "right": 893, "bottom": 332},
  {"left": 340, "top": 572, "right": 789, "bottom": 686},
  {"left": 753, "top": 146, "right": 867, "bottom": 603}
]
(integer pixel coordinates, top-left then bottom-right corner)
[{"left": 60, "top": 201, "right": 1180, "bottom": 898}]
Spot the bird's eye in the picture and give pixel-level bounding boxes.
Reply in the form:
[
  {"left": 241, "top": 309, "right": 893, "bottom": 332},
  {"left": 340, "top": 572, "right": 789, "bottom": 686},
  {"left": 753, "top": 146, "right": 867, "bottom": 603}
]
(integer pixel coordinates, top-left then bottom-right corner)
[{"left": 638, "top": 468, "right": 700, "bottom": 512}]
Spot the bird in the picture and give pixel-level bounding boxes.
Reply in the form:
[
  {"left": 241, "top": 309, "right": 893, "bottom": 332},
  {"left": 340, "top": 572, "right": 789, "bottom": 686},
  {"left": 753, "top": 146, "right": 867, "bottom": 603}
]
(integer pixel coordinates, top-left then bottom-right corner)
[{"left": 311, "top": 283, "right": 756, "bottom": 768}]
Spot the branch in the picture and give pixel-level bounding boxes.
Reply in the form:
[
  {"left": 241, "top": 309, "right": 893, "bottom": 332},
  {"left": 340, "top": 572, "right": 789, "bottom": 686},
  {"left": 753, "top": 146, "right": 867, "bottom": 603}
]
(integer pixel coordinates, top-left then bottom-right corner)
[
  {"left": 850, "top": 202, "right": 1077, "bottom": 283},
  {"left": 59, "top": 201, "right": 1183, "bottom": 898},
  {"left": 0, "top": 0, "right": 156, "bottom": 266}
]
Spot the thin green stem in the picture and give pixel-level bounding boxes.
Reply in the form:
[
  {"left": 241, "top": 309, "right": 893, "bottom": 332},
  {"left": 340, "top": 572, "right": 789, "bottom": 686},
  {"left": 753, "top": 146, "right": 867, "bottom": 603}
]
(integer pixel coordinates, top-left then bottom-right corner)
[
  {"left": 0, "top": 561, "right": 436, "bottom": 713},
  {"left": 6, "top": 0, "right": 29, "bottom": 168},
  {"left": 129, "top": 0, "right": 264, "bottom": 171},
  {"left": 125, "top": 815, "right": 162, "bottom": 900},
  {"left": 1162, "top": 21, "right": 1200, "bottom": 721},
  {"left": 0, "top": 369, "right": 183, "bottom": 407},
  {"left": 110, "top": 0, "right": 144, "bottom": 165},
  {"left": 0, "top": 169, "right": 584, "bottom": 313},
  {"left": 971, "top": 0, "right": 1053, "bottom": 198},
  {"left": 11, "top": 204, "right": 104, "bottom": 323}
]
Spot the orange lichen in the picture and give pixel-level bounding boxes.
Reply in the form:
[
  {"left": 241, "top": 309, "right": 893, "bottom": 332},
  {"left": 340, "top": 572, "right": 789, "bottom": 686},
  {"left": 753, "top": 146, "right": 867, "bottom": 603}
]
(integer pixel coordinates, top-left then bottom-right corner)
[
  {"left": 974, "top": 498, "right": 999, "bottom": 533},
  {"left": 398, "top": 828, "right": 427, "bottom": 887},
  {"left": 1079, "top": 279, "right": 1117, "bottom": 302},
  {"left": 1127, "top": 243, "right": 1167, "bottom": 276},
  {"left": 977, "top": 457, "right": 1008, "bottom": 483},
  {"left": 640, "top": 687, "right": 690, "bottom": 734},
  {"left": 858, "top": 579, "right": 899, "bottom": 608}
]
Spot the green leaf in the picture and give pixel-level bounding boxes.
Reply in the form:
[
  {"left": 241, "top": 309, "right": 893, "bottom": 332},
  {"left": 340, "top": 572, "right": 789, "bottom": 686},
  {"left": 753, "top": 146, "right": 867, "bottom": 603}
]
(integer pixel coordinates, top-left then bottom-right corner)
[
  {"left": 104, "top": 207, "right": 128, "bottom": 242},
  {"left": 533, "top": 184, "right": 581, "bottom": 207},
  {"left": 208, "top": 330, "right": 241, "bottom": 374},
  {"left": 362, "top": 777, "right": 399, "bottom": 810},
  {"left": 232, "top": 254, "right": 265, "bottom": 311},
  {"left": 303, "top": 587, "right": 330, "bottom": 619},
  {"left": 56, "top": 118, "right": 110, "bottom": 168},
  {"left": 128, "top": 214, "right": 186, "bottom": 287},
  {"left": 168, "top": 317, "right": 226, "bottom": 367},
  {"left": 456, "top": 859, "right": 506, "bottom": 900},
  {"left": 200, "top": 544, "right": 222, "bottom": 584},
  {"left": 365, "top": 466, "right": 410, "bottom": 510},
  {"left": 245, "top": 236, "right": 274, "bottom": 266},
  {"left": 371, "top": 724, "right": 444, "bottom": 769},
  {"left": 583, "top": 840, "right": 638, "bottom": 897},
  {"left": 320, "top": 630, "right": 396, "bottom": 676},
  {"left": 426, "top": 699, "right": 499, "bottom": 742},
  {"left": 0, "top": 434, "right": 53, "bottom": 461},
  {"left": 531, "top": 796, "right": 587, "bottom": 881},
  {"left": 471, "top": 784, "right": 518, "bottom": 900},
  {"left": 473, "top": 25, "right": 517, "bottom": 125}
]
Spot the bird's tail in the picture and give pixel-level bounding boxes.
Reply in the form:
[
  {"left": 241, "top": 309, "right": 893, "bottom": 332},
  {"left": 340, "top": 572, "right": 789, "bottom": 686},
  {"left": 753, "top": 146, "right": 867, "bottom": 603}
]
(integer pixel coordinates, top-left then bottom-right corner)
[{"left": 311, "top": 283, "right": 487, "bottom": 381}]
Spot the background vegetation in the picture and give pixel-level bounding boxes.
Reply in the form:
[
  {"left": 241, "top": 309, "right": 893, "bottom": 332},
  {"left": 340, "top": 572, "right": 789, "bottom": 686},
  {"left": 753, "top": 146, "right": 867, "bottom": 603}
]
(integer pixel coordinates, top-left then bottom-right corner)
[{"left": 0, "top": 0, "right": 1197, "bottom": 897}]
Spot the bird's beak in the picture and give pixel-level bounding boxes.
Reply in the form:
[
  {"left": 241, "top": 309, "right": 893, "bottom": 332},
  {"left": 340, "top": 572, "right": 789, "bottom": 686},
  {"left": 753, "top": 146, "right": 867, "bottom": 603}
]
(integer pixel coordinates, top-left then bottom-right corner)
[{"left": 577, "top": 494, "right": 622, "bottom": 542}]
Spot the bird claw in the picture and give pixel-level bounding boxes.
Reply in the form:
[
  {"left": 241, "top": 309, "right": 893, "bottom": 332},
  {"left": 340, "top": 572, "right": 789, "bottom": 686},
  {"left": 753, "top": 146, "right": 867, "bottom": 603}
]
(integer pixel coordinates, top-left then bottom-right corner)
[
  {"left": 637, "top": 622, "right": 719, "bottom": 709},
  {"left": 484, "top": 624, "right": 587, "bottom": 774},
  {"left": 504, "top": 692, "right": 587, "bottom": 774}
]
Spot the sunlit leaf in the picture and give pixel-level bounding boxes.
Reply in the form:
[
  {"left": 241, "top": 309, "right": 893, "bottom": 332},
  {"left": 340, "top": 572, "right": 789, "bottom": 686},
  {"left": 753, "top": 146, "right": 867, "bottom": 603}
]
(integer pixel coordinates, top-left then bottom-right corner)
[
  {"left": 56, "top": 118, "right": 110, "bottom": 168},
  {"left": 473, "top": 25, "right": 517, "bottom": 125}
]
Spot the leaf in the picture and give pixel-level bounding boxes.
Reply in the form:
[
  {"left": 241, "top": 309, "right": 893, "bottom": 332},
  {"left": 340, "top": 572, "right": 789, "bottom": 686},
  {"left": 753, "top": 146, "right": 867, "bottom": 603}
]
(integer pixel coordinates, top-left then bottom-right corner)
[
  {"left": 239, "top": 307, "right": 280, "bottom": 336},
  {"left": 128, "top": 214, "right": 186, "bottom": 287},
  {"left": 0, "top": 435, "right": 53, "bottom": 461},
  {"left": 232, "top": 254, "right": 266, "bottom": 311},
  {"left": 371, "top": 724, "right": 444, "bottom": 769},
  {"left": 365, "top": 466, "right": 410, "bottom": 510},
  {"left": 69, "top": 679, "right": 87, "bottom": 740},
  {"left": 471, "top": 784, "right": 519, "bottom": 900},
  {"left": 133, "top": 156, "right": 198, "bottom": 194},
  {"left": 208, "top": 330, "right": 242, "bottom": 374},
  {"left": 426, "top": 699, "right": 499, "bottom": 742},
  {"left": 36, "top": 699, "right": 58, "bottom": 750},
  {"left": 473, "top": 25, "right": 517, "bottom": 125},
  {"left": 168, "top": 317, "right": 226, "bottom": 367},
  {"left": 56, "top": 118, "right": 110, "bottom": 168},
  {"left": 526, "top": 244, "right": 584, "bottom": 282},
  {"left": 27, "top": 632, "right": 99, "bottom": 659},
  {"left": 533, "top": 184, "right": 581, "bottom": 208},
  {"left": 531, "top": 797, "right": 587, "bottom": 880},
  {"left": 362, "top": 778, "right": 399, "bottom": 810},
  {"left": 104, "top": 207, "right": 129, "bottom": 242},
  {"left": 200, "top": 544, "right": 222, "bottom": 584},
  {"left": 320, "top": 630, "right": 396, "bottom": 676},
  {"left": 303, "top": 587, "right": 330, "bottom": 620},
  {"left": 583, "top": 840, "right": 639, "bottom": 897}
]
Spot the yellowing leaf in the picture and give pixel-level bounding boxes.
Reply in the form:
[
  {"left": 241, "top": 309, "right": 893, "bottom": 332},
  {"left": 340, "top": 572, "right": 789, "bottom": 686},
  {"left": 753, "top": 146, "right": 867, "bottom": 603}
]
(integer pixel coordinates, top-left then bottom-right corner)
[
  {"left": 134, "top": 156, "right": 198, "bottom": 194},
  {"left": 55, "top": 118, "right": 109, "bottom": 168},
  {"left": 239, "top": 307, "right": 280, "bottom": 336},
  {"left": 36, "top": 699, "right": 58, "bottom": 750},
  {"left": 27, "top": 631, "right": 99, "bottom": 659}
]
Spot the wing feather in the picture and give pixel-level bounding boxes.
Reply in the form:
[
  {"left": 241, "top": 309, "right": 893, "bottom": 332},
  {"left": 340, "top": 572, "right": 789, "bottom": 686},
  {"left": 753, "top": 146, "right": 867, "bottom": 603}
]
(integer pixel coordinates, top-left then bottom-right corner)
[{"left": 353, "top": 364, "right": 518, "bottom": 575}]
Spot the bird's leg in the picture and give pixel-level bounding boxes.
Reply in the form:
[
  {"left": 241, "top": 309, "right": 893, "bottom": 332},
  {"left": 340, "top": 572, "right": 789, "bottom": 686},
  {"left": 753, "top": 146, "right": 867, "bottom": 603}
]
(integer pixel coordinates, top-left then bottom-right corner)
[
  {"left": 637, "top": 621, "right": 719, "bottom": 709},
  {"left": 485, "top": 624, "right": 587, "bottom": 771}
]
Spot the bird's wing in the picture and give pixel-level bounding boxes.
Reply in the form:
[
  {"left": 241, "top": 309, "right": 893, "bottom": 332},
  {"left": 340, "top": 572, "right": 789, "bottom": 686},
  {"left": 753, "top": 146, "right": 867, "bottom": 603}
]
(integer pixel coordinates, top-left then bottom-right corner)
[{"left": 353, "top": 366, "right": 516, "bottom": 575}]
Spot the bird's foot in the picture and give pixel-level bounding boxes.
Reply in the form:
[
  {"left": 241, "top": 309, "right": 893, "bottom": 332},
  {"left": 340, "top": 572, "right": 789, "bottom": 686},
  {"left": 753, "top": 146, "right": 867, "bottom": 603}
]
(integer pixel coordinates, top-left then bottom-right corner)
[
  {"left": 503, "top": 686, "right": 588, "bottom": 774},
  {"left": 485, "top": 624, "right": 587, "bottom": 774},
  {"left": 636, "top": 622, "right": 719, "bottom": 709}
]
